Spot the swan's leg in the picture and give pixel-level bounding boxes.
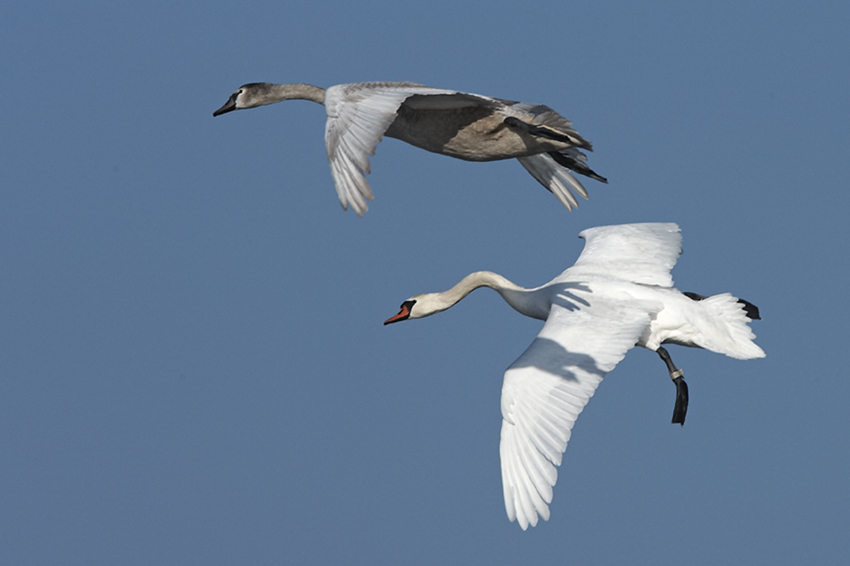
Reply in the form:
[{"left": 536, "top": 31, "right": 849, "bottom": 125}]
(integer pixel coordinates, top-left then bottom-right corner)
[
  {"left": 657, "top": 347, "right": 688, "bottom": 426},
  {"left": 503, "top": 116, "right": 583, "bottom": 146},
  {"left": 547, "top": 150, "right": 608, "bottom": 183}
]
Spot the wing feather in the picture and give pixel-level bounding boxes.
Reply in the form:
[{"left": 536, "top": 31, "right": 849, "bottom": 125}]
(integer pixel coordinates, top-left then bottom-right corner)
[
  {"left": 499, "top": 298, "right": 659, "bottom": 529},
  {"left": 323, "top": 83, "right": 463, "bottom": 215},
  {"left": 516, "top": 155, "right": 587, "bottom": 210},
  {"left": 563, "top": 223, "right": 682, "bottom": 286}
]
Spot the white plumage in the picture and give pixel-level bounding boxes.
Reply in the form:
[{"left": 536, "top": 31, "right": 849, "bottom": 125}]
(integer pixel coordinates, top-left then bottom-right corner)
[{"left": 384, "top": 223, "right": 765, "bottom": 529}]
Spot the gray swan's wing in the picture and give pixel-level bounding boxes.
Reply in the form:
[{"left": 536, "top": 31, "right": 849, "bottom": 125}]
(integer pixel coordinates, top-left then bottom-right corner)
[{"left": 323, "top": 82, "right": 491, "bottom": 215}]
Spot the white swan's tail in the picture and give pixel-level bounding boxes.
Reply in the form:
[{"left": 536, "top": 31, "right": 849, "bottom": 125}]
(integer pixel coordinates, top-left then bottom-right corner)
[{"left": 687, "top": 292, "right": 766, "bottom": 360}]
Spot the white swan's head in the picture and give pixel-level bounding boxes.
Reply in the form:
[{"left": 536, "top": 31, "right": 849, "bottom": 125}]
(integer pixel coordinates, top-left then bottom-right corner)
[
  {"left": 384, "top": 272, "right": 509, "bottom": 325},
  {"left": 213, "top": 83, "right": 275, "bottom": 116},
  {"left": 383, "top": 294, "right": 450, "bottom": 325}
]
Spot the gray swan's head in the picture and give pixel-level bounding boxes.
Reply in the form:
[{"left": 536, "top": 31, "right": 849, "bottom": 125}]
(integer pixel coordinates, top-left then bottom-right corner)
[{"left": 213, "top": 83, "right": 275, "bottom": 116}]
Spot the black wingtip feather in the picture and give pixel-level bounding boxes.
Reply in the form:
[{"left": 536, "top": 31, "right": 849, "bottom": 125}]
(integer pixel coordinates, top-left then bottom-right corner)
[{"left": 737, "top": 299, "right": 761, "bottom": 320}]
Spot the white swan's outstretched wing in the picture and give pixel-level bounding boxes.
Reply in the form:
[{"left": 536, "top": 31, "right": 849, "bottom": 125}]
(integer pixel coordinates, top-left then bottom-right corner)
[
  {"left": 564, "top": 223, "right": 682, "bottom": 287},
  {"left": 323, "top": 82, "right": 483, "bottom": 215},
  {"left": 499, "top": 296, "right": 659, "bottom": 529}
]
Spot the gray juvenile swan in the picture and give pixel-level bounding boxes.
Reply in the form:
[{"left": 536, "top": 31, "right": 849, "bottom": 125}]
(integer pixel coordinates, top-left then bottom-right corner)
[
  {"left": 384, "top": 223, "right": 765, "bottom": 529},
  {"left": 213, "top": 81, "right": 607, "bottom": 216}
]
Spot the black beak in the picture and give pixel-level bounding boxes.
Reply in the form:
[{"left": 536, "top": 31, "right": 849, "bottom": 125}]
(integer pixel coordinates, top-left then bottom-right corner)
[{"left": 213, "top": 96, "right": 237, "bottom": 117}]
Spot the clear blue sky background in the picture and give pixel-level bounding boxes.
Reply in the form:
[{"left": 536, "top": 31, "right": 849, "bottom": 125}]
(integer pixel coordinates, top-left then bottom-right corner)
[{"left": 2, "top": 1, "right": 848, "bottom": 564}]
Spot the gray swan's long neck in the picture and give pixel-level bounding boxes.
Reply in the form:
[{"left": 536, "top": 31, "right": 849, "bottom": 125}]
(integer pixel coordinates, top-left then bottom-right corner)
[{"left": 261, "top": 83, "right": 326, "bottom": 105}]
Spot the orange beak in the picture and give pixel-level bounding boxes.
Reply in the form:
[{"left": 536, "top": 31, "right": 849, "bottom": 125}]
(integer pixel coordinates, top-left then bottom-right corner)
[{"left": 384, "top": 302, "right": 412, "bottom": 325}]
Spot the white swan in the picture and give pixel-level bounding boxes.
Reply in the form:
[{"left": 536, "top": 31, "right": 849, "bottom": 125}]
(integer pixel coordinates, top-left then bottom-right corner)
[
  {"left": 213, "top": 81, "right": 606, "bottom": 216},
  {"left": 384, "top": 223, "right": 765, "bottom": 529}
]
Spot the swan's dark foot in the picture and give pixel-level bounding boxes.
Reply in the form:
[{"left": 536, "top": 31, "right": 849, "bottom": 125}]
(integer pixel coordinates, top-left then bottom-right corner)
[
  {"left": 547, "top": 151, "right": 608, "bottom": 183},
  {"left": 671, "top": 376, "right": 689, "bottom": 426},
  {"left": 657, "top": 346, "right": 689, "bottom": 426},
  {"left": 684, "top": 291, "right": 761, "bottom": 320},
  {"left": 503, "top": 116, "right": 590, "bottom": 148}
]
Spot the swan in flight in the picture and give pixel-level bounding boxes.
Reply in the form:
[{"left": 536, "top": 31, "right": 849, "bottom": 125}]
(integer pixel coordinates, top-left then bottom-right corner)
[
  {"left": 213, "top": 81, "right": 606, "bottom": 216},
  {"left": 384, "top": 223, "right": 764, "bottom": 529}
]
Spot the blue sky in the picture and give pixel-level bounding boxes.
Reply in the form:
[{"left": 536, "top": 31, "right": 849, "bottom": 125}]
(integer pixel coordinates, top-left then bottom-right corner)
[{"left": 2, "top": 1, "right": 849, "bottom": 564}]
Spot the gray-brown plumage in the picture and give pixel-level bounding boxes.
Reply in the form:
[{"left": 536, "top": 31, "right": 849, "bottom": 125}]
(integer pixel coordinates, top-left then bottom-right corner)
[{"left": 214, "top": 81, "right": 606, "bottom": 216}]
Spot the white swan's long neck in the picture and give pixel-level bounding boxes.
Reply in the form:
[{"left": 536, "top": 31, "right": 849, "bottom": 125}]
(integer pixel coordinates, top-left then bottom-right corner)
[
  {"left": 255, "top": 83, "right": 326, "bottom": 105},
  {"left": 416, "top": 271, "right": 545, "bottom": 320}
]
